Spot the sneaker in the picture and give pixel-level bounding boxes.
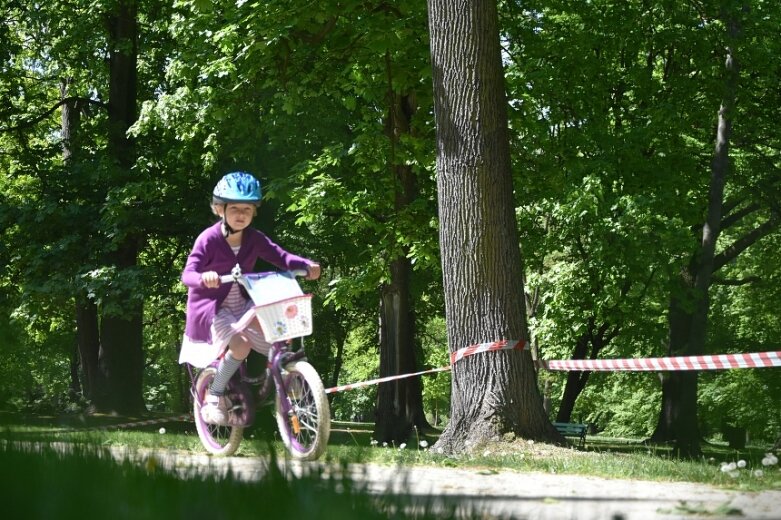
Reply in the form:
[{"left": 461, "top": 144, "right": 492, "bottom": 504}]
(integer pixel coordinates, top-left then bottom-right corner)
[{"left": 201, "top": 393, "right": 229, "bottom": 425}]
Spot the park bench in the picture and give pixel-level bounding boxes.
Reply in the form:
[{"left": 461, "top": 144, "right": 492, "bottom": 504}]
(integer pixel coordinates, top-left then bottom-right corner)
[{"left": 553, "top": 422, "right": 587, "bottom": 448}]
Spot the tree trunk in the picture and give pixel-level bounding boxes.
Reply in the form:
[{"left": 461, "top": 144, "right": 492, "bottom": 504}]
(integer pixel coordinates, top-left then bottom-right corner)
[
  {"left": 375, "top": 76, "right": 429, "bottom": 443},
  {"left": 556, "top": 321, "right": 616, "bottom": 423},
  {"left": 427, "top": 0, "right": 560, "bottom": 454},
  {"left": 376, "top": 255, "right": 428, "bottom": 442},
  {"left": 61, "top": 77, "right": 107, "bottom": 408},
  {"left": 556, "top": 331, "right": 592, "bottom": 423},
  {"left": 75, "top": 295, "right": 105, "bottom": 406},
  {"left": 97, "top": 0, "right": 145, "bottom": 414},
  {"left": 649, "top": 13, "right": 739, "bottom": 458}
]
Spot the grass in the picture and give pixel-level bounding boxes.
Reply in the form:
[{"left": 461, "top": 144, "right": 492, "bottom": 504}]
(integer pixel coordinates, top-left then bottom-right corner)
[
  {"left": 1, "top": 442, "right": 464, "bottom": 520},
  {"left": 2, "top": 411, "right": 780, "bottom": 494}
]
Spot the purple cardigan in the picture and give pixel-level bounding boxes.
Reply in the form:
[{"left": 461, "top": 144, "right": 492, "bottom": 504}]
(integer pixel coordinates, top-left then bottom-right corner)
[{"left": 182, "top": 221, "right": 314, "bottom": 343}]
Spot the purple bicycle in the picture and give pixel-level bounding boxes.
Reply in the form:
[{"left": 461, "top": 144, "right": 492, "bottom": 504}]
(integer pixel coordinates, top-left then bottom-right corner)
[{"left": 189, "top": 266, "right": 330, "bottom": 460}]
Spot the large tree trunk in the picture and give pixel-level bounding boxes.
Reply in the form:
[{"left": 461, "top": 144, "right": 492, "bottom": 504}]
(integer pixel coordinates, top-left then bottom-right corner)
[
  {"left": 649, "top": 13, "right": 739, "bottom": 458},
  {"left": 97, "top": 0, "right": 145, "bottom": 414},
  {"left": 375, "top": 79, "right": 429, "bottom": 443},
  {"left": 375, "top": 256, "right": 427, "bottom": 442},
  {"left": 427, "top": 0, "right": 560, "bottom": 454}
]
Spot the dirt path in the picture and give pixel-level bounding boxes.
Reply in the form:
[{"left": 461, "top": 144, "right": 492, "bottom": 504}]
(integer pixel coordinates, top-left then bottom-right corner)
[{"left": 126, "top": 447, "right": 780, "bottom": 519}]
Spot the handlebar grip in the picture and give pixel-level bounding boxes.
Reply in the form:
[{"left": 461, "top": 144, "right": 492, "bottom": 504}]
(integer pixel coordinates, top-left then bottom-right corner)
[
  {"left": 291, "top": 269, "right": 308, "bottom": 277},
  {"left": 219, "top": 274, "right": 235, "bottom": 284}
]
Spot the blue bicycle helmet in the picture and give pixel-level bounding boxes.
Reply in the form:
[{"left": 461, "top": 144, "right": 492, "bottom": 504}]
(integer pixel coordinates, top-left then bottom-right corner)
[{"left": 212, "top": 171, "right": 262, "bottom": 205}]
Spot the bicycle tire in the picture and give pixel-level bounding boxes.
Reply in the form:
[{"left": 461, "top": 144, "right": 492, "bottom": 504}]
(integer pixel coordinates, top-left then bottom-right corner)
[
  {"left": 274, "top": 360, "right": 330, "bottom": 461},
  {"left": 193, "top": 367, "right": 244, "bottom": 456}
]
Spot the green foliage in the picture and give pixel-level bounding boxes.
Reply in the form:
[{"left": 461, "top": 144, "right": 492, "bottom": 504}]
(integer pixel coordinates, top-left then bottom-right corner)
[
  {"left": 420, "top": 317, "right": 451, "bottom": 427},
  {"left": 329, "top": 323, "right": 379, "bottom": 422},
  {"left": 1, "top": 0, "right": 779, "bottom": 442}
]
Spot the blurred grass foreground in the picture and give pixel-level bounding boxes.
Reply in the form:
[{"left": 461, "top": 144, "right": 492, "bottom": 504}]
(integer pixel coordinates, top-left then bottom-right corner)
[{"left": 0, "top": 442, "right": 455, "bottom": 520}]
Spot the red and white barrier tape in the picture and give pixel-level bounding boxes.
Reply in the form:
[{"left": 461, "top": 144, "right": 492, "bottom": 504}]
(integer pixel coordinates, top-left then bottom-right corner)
[
  {"left": 324, "top": 337, "right": 781, "bottom": 394},
  {"left": 326, "top": 339, "right": 525, "bottom": 394},
  {"left": 449, "top": 339, "right": 527, "bottom": 364},
  {"left": 537, "top": 351, "right": 781, "bottom": 372}
]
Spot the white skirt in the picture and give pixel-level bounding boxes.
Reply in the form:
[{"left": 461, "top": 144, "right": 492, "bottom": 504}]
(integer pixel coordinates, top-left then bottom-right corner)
[{"left": 179, "top": 285, "right": 272, "bottom": 368}]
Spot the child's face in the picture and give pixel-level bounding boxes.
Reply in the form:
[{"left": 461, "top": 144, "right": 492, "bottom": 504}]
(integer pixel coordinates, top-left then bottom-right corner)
[{"left": 221, "top": 203, "right": 256, "bottom": 231}]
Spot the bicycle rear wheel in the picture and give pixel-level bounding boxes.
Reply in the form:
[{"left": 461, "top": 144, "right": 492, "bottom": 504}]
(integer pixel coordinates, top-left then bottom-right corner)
[
  {"left": 193, "top": 367, "right": 244, "bottom": 456},
  {"left": 275, "top": 360, "right": 330, "bottom": 461}
]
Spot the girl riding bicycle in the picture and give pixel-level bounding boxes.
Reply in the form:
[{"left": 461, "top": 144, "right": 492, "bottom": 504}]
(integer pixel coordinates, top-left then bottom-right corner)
[{"left": 179, "top": 171, "right": 320, "bottom": 425}]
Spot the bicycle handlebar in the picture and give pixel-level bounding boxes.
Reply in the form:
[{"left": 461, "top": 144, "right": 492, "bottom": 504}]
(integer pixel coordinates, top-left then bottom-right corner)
[{"left": 218, "top": 266, "right": 308, "bottom": 285}]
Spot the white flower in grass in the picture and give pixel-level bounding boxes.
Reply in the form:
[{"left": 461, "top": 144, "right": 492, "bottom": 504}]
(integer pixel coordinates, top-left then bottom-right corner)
[
  {"left": 158, "top": 427, "right": 166, "bottom": 435},
  {"left": 419, "top": 440, "right": 429, "bottom": 449},
  {"left": 737, "top": 460, "right": 747, "bottom": 468},
  {"left": 399, "top": 443, "right": 407, "bottom": 450},
  {"left": 761, "top": 453, "right": 778, "bottom": 466},
  {"left": 382, "top": 442, "right": 388, "bottom": 448},
  {"left": 754, "top": 470, "right": 764, "bottom": 478},
  {"left": 720, "top": 463, "right": 731, "bottom": 473},
  {"left": 370, "top": 439, "right": 378, "bottom": 446},
  {"left": 728, "top": 471, "right": 740, "bottom": 479}
]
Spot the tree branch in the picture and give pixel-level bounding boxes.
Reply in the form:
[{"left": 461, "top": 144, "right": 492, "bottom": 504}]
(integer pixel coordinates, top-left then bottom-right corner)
[
  {"left": 713, "top": 218, "right": 779, "bottom": 272},
  {"left": 1, "top": 97, "right": 107, "bottom": 133},
  {"left": 711, "top": 276, "right": 761, "bottom": 286},
  {"left": 721, "top": 202, "right": 760, "bottom": 231}
]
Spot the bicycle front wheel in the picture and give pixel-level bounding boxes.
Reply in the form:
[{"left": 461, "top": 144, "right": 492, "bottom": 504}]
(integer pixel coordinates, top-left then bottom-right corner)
[
  {"left": 275, "top": 360, "right": 330, "bottom": 461},
  {"left": 193, "top": 367, "right": 244, "bottom": 456}
]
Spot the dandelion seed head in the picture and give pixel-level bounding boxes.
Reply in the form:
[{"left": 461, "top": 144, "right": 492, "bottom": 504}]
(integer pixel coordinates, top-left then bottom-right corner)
[
  {"left": 419, "top": 440, "right": 429, "bottom": 448},
  {"left": 399, "top": 443, "right": 407, "bottom": 450},
  {"left": 754, "top": 470, "right": 764, "bottom": 478},
  {"left": 158, "top": 427, "right": 166, "bottom": 435},
  {"left": 737, "top": 460, "right": 747, "bottom": 468}
]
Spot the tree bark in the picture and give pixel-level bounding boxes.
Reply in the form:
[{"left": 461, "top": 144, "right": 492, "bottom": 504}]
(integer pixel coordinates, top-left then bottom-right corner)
[
  {"left": 427, "top": 0, "right": 560, "bottom": 454},
  {"left": 97, "top": 0, "right": 145, "bottom": 414},
  {"left": 649, "top": 12, "right": 740, "bottom": 458},
  {"left": 375, "top": 72, "right": 429, "bottom": 442}
]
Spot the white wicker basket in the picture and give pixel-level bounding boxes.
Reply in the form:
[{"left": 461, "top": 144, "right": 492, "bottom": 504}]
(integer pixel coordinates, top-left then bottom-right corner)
[{"left": 254, "top": 295, "right": 313, "bottom": 342}]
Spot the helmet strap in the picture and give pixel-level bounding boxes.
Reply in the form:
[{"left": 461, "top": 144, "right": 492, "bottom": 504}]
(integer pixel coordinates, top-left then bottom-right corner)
[{"left": 221, "top": 205, "right": 236, "bottom": 237}]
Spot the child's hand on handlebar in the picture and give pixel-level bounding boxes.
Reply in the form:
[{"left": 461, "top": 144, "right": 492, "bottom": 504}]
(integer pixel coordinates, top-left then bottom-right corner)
[
  {"left": 306, "top": 264, "right": 321, "bottom": 280},
  {"left": 201, "top": 271, "right": 220, "bottom": 288}
]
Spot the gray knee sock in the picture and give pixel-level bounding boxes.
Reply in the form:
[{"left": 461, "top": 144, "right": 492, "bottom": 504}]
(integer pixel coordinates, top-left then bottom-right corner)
[{"left": 209, "top": 352, "right": 242, "bottom": 396}]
